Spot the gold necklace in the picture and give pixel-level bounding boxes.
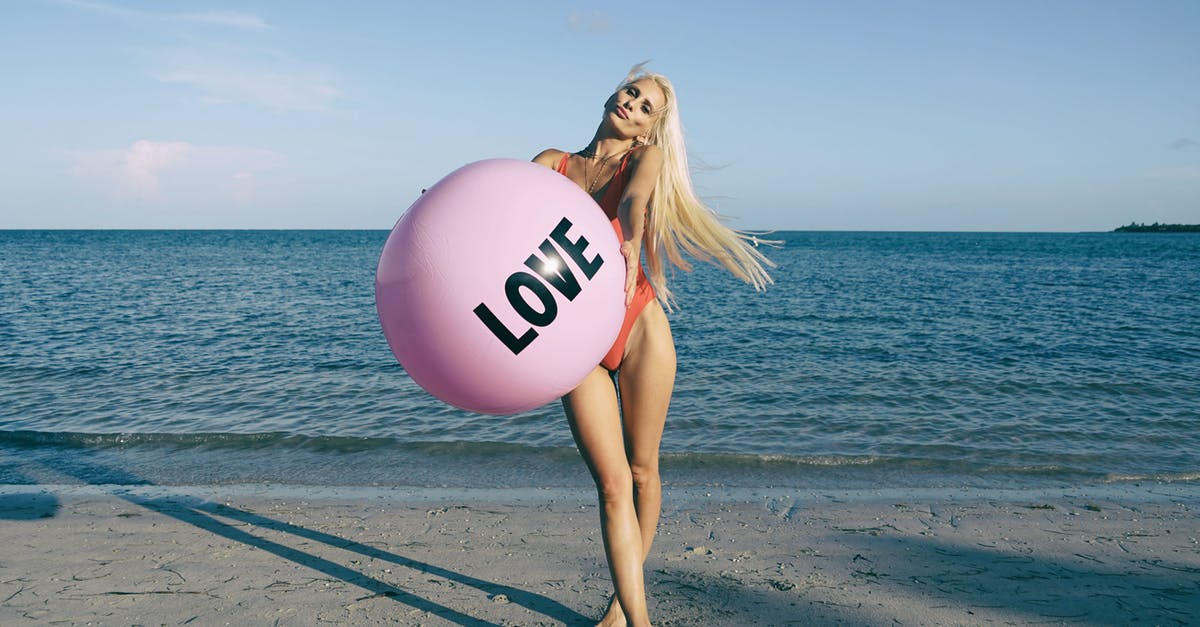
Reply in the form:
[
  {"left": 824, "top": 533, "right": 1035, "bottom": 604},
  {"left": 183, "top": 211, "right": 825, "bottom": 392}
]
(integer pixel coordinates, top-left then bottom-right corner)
[{"left": 581, "top": 147, "right": 631, "bottom": 194}]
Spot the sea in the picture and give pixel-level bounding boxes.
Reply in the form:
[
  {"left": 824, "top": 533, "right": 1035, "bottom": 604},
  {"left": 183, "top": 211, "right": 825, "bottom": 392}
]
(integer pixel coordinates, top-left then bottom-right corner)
[{"left": 2, "top": 230, "right": 1197, "bottom": 491}]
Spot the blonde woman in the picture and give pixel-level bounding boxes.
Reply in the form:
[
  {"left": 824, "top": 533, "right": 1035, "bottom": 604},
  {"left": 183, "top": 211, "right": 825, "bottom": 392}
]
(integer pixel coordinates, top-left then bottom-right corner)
[{"left": 533, "top": 63, "right": 774, "bottom": 627}]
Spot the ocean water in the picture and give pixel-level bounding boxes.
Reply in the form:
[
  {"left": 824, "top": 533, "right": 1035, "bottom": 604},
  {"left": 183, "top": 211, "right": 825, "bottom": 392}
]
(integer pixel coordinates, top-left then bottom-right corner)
[{"left": 2, "top": 230, "right": 1198, "bottom": 490}]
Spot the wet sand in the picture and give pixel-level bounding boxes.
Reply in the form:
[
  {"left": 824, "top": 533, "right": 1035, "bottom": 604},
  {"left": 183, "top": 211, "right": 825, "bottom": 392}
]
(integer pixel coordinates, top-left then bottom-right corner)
[{"left": 1, "top": 484, "right": 1197, "bottom": 625}]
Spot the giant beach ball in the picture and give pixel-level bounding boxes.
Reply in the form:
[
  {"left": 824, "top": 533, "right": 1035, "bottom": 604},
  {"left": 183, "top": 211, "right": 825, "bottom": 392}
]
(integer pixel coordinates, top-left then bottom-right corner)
[{"left": 375, "top": 159, "right": 626, "bottom": 414}]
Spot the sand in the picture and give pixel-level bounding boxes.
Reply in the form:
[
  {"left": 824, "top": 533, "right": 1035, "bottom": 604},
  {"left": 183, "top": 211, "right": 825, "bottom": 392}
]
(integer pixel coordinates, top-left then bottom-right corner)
[{"left": 1, "top": 483, "right": 1197, "bottom": 625}]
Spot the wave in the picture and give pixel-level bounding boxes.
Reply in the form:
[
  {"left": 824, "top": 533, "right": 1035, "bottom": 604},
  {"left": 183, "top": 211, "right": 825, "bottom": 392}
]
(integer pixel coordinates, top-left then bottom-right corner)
[
  {"left": 0, "top": 430, "right": 1064, "bottom": 473},
  {"left": 1, "top": 429, "right": 1160, "bottom": 491},
  {"left": 6, "top": 429, "right": 1196, "bottom": 491},
  {"left": 0, "top": 430, "right": 904, "bottom": 471},
  {"left": 0, "top": 430, "right": 404, "bottom": 452},
  {"left": 1102, "top": 471, "right": 1200, "bottom": 484}
]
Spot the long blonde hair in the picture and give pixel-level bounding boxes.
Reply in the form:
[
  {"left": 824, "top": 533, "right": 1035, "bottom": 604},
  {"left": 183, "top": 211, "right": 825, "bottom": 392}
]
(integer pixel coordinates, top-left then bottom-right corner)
[{"left": 622, "top": 63, "right": 776, "bottom": 307}]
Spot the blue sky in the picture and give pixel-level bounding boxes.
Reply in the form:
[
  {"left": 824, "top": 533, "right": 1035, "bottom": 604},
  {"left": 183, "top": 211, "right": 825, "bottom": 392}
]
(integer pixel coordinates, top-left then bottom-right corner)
[{"left": 3, "top": 0, "right": 1197, "bottom": 230}]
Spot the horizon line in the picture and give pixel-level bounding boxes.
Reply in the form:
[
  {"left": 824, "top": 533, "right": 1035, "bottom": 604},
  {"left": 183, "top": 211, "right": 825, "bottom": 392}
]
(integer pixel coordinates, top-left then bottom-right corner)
[{"left": 0, "top": 227, "right": 1144, "bottom": 234}]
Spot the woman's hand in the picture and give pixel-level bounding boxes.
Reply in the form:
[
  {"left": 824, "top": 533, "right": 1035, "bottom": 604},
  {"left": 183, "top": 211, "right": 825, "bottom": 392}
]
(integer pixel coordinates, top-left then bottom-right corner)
[{"left": 620, "top": 240, "right": 639, "bottom": 307}]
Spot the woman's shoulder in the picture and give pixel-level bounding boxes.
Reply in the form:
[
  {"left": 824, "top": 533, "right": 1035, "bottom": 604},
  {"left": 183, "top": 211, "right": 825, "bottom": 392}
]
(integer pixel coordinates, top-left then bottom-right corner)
[
  {"left": 626, "top": 144, "right": 663, "bottom": 174},
  {"left": 532, "top": 148, "right": 567, "bottom": 168},
  {"left": 629, "top": 144, "right": 662, "bottom": 163},
  {"left": 628, "top": 144, "right": 667, "bottom": 165}
]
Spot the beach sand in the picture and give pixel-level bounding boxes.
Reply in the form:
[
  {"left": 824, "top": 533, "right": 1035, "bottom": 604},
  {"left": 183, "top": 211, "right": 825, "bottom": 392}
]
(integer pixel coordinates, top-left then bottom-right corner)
[{"left": 1, "top": 484, "right": 1196, "bottom": 625}]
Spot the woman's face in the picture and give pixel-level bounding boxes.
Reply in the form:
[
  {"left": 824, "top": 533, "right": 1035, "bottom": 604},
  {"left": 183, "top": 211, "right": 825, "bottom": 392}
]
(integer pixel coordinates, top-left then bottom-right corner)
[{"left": 606, "top": 78, "right": 666, "bottom": 141}]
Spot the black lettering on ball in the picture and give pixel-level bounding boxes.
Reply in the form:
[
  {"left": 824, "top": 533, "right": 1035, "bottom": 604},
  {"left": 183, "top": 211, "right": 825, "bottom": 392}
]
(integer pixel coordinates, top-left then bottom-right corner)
[{"left": 505, "top": 271, "right": 557, "bottom": 327}]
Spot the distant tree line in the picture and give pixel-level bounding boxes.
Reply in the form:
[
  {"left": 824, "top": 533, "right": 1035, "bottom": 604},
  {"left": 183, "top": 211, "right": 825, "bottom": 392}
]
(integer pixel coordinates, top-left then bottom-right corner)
[{"left": 1113, "top": 222, "right": 1200, "bottom": 232}]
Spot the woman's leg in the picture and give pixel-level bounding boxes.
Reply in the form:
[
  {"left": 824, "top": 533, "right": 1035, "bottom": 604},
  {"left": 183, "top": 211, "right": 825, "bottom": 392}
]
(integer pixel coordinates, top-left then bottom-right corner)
[
  {"left": 619, "top": 302, "right": 676, "bottom": 559},
  {"left": 563, "top": 366, "right": 651, "bottom": 627},
  {"left": 599, "top": 303, "right": 677, "bottom": 626}
]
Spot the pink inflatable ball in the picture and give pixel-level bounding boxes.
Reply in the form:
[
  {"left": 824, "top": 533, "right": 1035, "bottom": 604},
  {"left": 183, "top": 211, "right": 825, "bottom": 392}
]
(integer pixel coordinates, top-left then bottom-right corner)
[{"left": 375, "top": 158, "right": 626, "bottom": 415}]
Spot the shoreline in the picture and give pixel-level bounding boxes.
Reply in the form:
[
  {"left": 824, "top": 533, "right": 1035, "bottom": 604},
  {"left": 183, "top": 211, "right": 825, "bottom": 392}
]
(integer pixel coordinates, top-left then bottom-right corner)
[
  {"left": 8, "top": 430, "right": 1196, "bottom": 492},
  {"left": 3, "top": 480, "right": 1199, "bottom": 505},
  {"left": 3, "top": 482, "right": 1196, "bottom": 625}
]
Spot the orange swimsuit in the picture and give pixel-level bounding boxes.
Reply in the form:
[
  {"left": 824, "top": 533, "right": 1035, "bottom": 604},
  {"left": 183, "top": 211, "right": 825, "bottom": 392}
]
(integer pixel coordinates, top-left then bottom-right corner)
[{"left": 556, "top": 152, "right": 657, "bottom": 371}]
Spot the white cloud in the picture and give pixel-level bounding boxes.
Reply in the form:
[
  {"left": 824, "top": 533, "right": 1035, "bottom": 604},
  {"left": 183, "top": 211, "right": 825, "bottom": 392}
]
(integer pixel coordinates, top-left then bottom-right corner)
[
  {"left": 53, "top": 0, "right": 270, "bottom": 30},
  {"left": 174, "top": 11, "right": 270, "bottom": 30},
  {"left": 155, "top": 67, "right": 340, "bottom": 111},
  {"left": 122, "top": 140, "right": 192, "bottom": 192},
  {"left": 57, "top": 1, "right": 336, "bottom": 112},
  {"left": 151, "top": 49, "right": 342, "bottom": 111},
  {"left": 67, "top": 140, "right": 288, "bottom": 200},
  {"left": 52, "top": 0, "right": 140, "bottom": 19}
]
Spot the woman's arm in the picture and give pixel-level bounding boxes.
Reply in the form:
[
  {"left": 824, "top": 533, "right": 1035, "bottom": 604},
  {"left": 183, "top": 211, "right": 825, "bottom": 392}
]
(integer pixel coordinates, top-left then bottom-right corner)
[{"left": 616, "top": 144, "right": 663, "bottom": 305}]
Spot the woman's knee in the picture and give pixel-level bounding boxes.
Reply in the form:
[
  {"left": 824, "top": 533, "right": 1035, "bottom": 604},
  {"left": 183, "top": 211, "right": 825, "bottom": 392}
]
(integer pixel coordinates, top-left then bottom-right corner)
[
  {"left": 594, "top": 468, "right": 634, "bottom": 504},
  {"left": 629, "top": 462, "right": 660, "bottom": 493}
]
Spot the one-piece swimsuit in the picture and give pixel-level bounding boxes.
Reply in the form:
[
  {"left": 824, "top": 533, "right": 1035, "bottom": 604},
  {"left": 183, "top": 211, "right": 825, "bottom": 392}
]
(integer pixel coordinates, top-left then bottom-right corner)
[{"left": 556, "top": 151, "right": 657, "bottom": 371}]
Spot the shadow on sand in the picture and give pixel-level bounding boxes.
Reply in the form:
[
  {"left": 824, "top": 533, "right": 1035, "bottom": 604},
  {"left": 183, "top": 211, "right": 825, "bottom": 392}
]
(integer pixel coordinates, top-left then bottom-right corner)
[
  {"left": 15, "top": 451, "right": 591, "bottom": 626},
  {"left": 834, "top": 527, "right": 1198, "bottom": 624},
  {"left": 0, "top": 492, "right": 60, "bottom": 520}
]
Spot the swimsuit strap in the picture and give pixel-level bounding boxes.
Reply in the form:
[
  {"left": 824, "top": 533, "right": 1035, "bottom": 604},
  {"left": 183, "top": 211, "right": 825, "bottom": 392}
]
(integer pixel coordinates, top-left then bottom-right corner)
[
  {"left": 614, "top": 147, "right": 638, "bottom": 179},
  {"left": 556, "top": 152, "right": 570, "bottom": 174}
]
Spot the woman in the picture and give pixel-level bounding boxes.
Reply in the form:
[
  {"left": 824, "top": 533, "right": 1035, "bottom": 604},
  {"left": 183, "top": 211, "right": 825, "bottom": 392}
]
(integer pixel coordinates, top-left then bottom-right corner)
[{"left": 533, "top": 63, "right": 774, "bottom": 627}]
